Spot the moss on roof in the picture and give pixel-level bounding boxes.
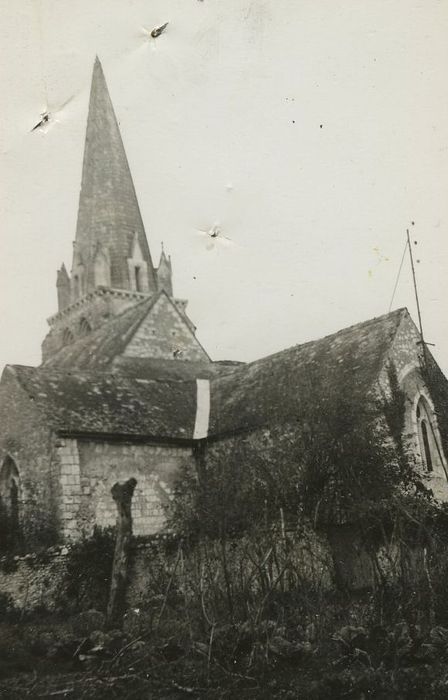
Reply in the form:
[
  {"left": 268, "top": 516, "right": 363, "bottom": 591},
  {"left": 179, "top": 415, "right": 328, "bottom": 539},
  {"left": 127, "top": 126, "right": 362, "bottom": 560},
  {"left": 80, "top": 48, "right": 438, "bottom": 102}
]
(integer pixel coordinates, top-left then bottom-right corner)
[
  {"left": 208, "top": 309, "right": 408, "bottom": 437},
  {"left": 43, "top": 296, "right": 159, "bottom": 370},
  {"left": 7, "top": 309, "right": 408, "bottom": 441},
  {"left": 10, "top": 365, "right": 197, "bottom": 440}
]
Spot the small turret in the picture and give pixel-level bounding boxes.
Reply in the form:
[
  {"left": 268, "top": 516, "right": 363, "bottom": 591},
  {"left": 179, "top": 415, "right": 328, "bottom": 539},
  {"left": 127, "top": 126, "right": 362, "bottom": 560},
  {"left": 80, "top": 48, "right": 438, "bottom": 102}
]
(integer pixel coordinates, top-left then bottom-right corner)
[
  {"left": 156, "top": 244, "right": 173, "bottom": 296},
  {"left": 56, "top": 264, "right": 71, "bottom": 311}
]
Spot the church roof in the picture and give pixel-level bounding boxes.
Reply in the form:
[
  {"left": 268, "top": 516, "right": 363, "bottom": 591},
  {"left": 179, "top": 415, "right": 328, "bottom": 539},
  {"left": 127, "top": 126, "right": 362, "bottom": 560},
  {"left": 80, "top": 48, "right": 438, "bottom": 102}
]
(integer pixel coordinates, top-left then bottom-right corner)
[
  {"left": 43, "top": 290, "right": 209, "bottom": 372},
  {"left": 43, "top": 294, "right": 161, "bottom": 370},
  {"left": 9, "top": 365, "right": 197, "bottom": 441},
  {"left": 12, "top": 308, "right": 408, "bottom": 442},
  {"left": 74, "top": 57, "right": 157, "bottom": 293},
  {"left": 208, "top": 308, "right": 408, "bottom": 437}
]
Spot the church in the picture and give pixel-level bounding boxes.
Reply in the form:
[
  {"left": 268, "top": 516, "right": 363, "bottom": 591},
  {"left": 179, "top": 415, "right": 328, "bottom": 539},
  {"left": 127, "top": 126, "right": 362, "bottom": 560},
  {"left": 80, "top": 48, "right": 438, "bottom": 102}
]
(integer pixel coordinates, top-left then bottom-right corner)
[{"left": 1, "top": 58, "right": 447, "bottom": 550}]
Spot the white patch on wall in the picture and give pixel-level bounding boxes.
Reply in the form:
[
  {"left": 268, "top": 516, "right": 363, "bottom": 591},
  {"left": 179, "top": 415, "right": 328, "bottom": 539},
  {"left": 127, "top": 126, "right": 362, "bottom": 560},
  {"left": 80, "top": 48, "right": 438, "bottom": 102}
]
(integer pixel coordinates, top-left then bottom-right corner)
[{"left": 194, "top": 378, "right": 210, "bottom": 440}]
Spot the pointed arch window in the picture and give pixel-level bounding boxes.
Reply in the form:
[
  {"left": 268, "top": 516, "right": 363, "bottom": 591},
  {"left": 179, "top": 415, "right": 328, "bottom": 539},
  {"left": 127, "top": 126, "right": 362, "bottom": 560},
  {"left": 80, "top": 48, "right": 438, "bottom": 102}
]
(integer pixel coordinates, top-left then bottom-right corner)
[
  {"left": 134, "top": 265, "right": 143, "bottom": 292},
  {"left": 128, "top": 232, "right": 149, "bottom": 293},
  {"left": 79, "top": 317, "right": 92, "bottom": 336},
  {"left": 421, "top": 420, "right": 433, "bottom": 472},
  {"left": 62, "top": 328, "right": 74, "bottom": 346},
  {"left": 93, "top": 246, "right": 111, "bottom": 288},
  {"left": 416, "top": 396, "right": 443, "bottom": 475},
  {"left": 0, "top": 456, "right": 20, "bottom": 547}
]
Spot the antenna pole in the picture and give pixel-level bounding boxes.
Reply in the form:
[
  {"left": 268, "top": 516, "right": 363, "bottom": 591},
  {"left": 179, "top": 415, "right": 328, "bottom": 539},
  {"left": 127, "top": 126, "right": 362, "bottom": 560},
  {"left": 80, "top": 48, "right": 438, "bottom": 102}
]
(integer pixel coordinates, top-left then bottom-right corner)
[{"left": 406, "top": 228, "right": 427, "bottom": 366}]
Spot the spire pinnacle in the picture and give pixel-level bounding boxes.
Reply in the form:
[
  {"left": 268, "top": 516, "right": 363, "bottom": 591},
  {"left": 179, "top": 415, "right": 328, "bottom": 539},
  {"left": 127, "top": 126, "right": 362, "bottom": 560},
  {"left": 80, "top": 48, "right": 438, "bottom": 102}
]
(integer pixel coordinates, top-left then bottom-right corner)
[{"left": 157, "top": 243, "right": 173, "bottom": 295}]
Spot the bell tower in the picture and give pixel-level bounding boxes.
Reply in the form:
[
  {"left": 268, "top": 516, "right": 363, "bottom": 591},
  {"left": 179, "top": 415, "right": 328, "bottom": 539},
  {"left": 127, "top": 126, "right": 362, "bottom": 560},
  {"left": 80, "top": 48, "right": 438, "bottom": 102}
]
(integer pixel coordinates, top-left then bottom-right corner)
[{"left": 42, "top": 58, "right": 170, "bottom": 362}]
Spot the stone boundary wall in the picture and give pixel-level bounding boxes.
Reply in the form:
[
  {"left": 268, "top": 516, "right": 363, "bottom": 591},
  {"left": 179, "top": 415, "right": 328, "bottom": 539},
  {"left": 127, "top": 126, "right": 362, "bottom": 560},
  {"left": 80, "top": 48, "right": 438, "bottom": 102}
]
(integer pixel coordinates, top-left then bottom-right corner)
[
  {"left": 0, "top": 546, "right": 69, "bottom": 611},
  {"left": 0, "top": 529, "right": 336, "bottom": 615}
]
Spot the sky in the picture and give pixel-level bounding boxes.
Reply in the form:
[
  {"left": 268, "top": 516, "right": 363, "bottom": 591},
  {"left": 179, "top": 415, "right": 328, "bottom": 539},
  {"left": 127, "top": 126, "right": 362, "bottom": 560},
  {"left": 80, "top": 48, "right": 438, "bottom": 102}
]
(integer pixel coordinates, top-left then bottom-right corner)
[{"left": 1, "top": 0, "right": 448, "bottom": 373}]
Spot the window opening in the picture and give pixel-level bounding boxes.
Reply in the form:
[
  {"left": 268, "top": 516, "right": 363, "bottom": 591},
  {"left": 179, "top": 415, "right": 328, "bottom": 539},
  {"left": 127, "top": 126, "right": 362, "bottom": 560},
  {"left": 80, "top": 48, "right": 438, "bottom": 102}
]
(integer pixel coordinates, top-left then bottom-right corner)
[
  {"left": 0, "top": 457, "right": 20, "bottom": 548},
  {"left": 62, "top": 328, "right": 74, "bottom": 345},
  {"left": 73, "top": 275, "right": 80, "bottom": 298},
  {"left": 9, "top": 479, "right": 19, "bottom": 533},
  {"left": 134, "top": 266, "right": 142, "bottom": 292},
  {"left": 421, "top": 420, "right": 433, "bottom": 472},
  {"left": 79, "top": 317, "right": 92, "bottom": 336}
]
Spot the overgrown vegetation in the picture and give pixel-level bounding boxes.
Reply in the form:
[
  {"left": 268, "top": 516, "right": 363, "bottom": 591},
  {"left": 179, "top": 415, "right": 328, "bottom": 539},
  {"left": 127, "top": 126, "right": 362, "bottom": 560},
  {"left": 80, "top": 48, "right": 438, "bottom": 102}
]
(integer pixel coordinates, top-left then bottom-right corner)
[
  {"left": 4, "top": 361, "right": 448, "bottom": 696},
  {"left": 58, "top": 526, "right": 116, "bottom": 612}
]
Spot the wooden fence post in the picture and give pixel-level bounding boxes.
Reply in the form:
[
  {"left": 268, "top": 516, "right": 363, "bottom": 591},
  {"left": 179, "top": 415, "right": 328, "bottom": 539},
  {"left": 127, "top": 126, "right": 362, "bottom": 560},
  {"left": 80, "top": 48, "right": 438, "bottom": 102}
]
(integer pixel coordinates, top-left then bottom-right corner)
[{"left": 106, "top": 477, "right": 137, "bottom": 627}]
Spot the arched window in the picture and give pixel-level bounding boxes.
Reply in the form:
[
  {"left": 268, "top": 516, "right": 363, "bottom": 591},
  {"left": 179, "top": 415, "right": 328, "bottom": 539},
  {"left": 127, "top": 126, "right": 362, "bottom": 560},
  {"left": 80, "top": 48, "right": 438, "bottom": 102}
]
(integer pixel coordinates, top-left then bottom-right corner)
[
  {"left": 73, "top": 274, "right": 80, "bottom": 299},
  {"left": 62, "top": 328, "right": 74, "bottom": 346},
  {"left": 416, "top": 396, "right": 442, "bottom": 474},
  {"left": 79, "top": 317, "right": 92, "bottom": 336},
  {"left": 421, "top": 421, "right": 433, "bottom": 472},
  {"left": 134, "top": 266, "right": 142, "bottom": 292},
  {"left": 0, "top": 456, "right": 20, "bottom": 546},
  {"left": 127, "top": 233, "right": 149, "bottom": 293},
  {"left": 93, "top": 247, "right": 111, "bottom": 287}
]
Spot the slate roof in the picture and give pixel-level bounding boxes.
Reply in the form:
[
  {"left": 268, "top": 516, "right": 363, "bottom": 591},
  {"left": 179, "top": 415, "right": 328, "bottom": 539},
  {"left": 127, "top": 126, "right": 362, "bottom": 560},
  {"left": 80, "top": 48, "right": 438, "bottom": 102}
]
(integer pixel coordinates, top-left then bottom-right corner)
[
  {"left": 7, "top": 309, "right": 408, "bottom": 442},
  {"left": 9, "top": 365, "right": 197, "bottom": 441},
  {"left": 113, "top": 357, "right": 241, "bottom": 381},
  {"left": 43, "top": 291, "right": 205, "bottom": 372},
  {"left": 208, "top": 308, "right": 408, "bottom": 437}
]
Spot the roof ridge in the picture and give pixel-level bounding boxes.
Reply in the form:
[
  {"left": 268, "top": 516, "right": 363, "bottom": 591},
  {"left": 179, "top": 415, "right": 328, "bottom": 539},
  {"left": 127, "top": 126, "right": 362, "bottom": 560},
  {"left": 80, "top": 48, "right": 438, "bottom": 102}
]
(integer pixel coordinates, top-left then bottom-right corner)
[
  {"left": 42, "top": 294, "right": 158, "bottom": 368},
  {"left": 12, "top": 363, "right": 196, "bottom": 387},
  {"left": 160, "top": 291, "right": 212, "bottom": 362},
  {"left": 243, "top": 307, "right": 409, "bottom": 371}
]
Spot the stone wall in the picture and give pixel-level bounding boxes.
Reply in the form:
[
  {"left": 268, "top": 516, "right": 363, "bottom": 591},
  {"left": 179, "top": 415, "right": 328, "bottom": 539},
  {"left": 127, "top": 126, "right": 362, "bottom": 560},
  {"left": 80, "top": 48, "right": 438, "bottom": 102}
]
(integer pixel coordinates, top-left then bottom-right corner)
[
  {"left": 0, "top": 367, "right": 60, "bottom": 546},
  {"left": 56, "top": 439, "right": 82, "bottom": 541},
  {"left": 383, "top": 313, "right": 448, "bottom": 500},
  {"left": 0, "top": 531, "right": 335, "bottom": 615},
  {"left": 124, "top": 294, "right": 207, "bottom": 361},
  {"left": 42, "top": 288, "right": 148, "bottom": 361},
  {"left": 67, "top": 439, "right": 195, "bottom": 538},
  {"left": 0, "top": 546, "right": 68, "bottom": 611}
]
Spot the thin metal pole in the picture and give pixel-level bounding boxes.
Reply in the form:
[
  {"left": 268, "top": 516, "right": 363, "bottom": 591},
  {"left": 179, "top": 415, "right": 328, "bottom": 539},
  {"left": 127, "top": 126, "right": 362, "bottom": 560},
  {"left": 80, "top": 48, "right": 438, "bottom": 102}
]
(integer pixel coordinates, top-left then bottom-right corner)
[
  {"left": 406, "top": 229, "right": 427, "bottom": 366},
  {"left": 406, "top": 231, "right": 446, "bottom": 476}
]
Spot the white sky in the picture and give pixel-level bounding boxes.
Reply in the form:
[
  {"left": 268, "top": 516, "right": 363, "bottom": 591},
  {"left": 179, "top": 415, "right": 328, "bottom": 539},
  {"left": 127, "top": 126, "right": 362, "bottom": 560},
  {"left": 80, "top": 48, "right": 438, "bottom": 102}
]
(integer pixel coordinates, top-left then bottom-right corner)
[{"left": 1, "top": 0, "right": 448, "bottom": 373}]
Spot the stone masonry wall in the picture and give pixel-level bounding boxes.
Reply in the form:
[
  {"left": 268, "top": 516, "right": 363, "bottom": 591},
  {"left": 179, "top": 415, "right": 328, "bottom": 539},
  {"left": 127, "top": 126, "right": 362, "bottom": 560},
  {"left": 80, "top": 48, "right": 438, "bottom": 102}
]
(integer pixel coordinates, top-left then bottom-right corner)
[
  {"left": 56, "top": 439, "right": 82, "bottom": 540},
  {"left": 0, "top": 533, "right": 335, "bottom": 615},
  {"left": 42, "top": 288, "right": 148, "bottom": 361},
  {"left": 382, "top": 313, "right": 448, "bottom": 501},
  {"left": 124, "top": 294, "right": 208, "bottom": 362},
  {"left": 74, "top": 440, "right": 195, "bottom": 537},
  {"left": 0, "top": 368, "right": 60, "bottom": 546},
  {"left": 0, "top": 547, "right": 68, "bottom": 611}
]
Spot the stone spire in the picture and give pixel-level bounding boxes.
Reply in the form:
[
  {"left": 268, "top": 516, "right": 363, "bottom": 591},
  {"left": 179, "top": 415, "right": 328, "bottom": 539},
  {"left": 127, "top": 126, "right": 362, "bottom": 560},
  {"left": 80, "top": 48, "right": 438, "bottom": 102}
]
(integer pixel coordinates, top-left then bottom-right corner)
[{"left": 72, "top": 57, "right": 157, "bottom": 297}]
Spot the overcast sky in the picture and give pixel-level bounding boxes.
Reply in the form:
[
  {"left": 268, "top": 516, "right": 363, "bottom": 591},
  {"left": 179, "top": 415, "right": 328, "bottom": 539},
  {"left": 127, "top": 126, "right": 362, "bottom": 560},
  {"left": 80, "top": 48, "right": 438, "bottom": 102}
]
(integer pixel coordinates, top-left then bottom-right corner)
[{"left": 1, "top": 0, "right": 448, "bottom": 374}]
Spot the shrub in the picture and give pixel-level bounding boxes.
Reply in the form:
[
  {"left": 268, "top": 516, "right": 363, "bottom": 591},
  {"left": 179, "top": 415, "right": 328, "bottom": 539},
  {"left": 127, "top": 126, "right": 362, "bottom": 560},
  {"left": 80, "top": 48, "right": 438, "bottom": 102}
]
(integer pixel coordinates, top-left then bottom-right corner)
[{"left": 60, "top": 526, "right": 115, "bottom": 612}]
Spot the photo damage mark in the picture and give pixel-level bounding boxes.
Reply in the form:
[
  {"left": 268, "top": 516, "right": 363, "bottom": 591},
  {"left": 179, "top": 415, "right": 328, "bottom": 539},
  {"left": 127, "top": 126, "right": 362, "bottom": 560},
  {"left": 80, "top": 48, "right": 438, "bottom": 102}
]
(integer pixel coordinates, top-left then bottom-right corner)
[
  {"left": 31, "top": 112, "right": 51, "bottom": 132},
  {"left": 151, "top": 22, "right": 169, "bottom": 38}
]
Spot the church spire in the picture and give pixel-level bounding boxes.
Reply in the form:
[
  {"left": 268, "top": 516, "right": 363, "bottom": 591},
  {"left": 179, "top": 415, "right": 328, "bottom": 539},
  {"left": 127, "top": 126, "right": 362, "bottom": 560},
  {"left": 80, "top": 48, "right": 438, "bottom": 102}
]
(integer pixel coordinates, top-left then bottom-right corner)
[{"left": 72, "top": 57, "right": 157, "bottom": 296}]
